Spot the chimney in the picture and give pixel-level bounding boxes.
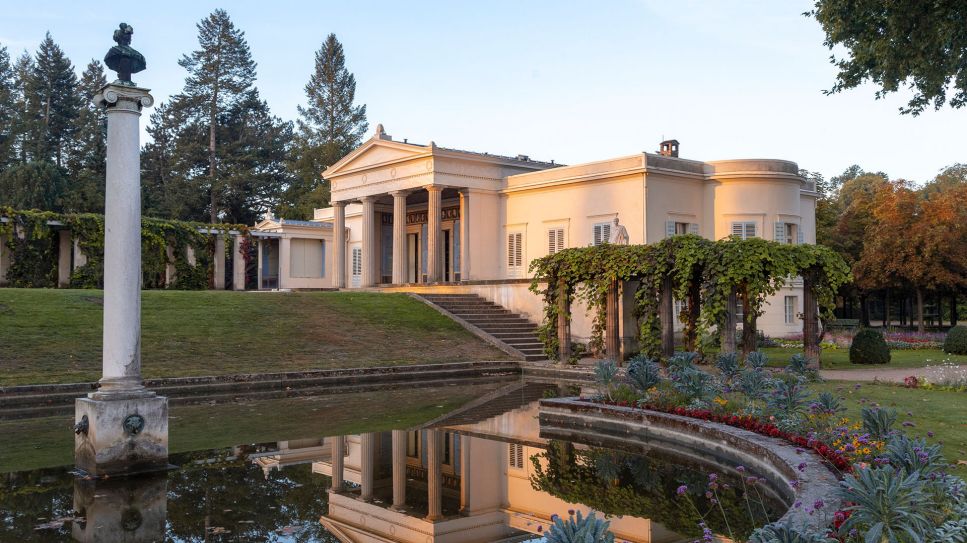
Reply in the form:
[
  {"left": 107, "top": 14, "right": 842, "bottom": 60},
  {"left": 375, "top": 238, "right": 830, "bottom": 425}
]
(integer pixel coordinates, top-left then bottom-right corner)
[{"left": 659, "top": 139, "right": 680, "bottom": 158}]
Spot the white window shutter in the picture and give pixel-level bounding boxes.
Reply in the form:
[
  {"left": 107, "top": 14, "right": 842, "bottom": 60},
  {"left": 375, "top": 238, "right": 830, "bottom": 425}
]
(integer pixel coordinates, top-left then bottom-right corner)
[
  {"left": 745, "top": 223, "right": 757, "bottom": 239},
  {"left": 731, "top": 222, "right": 744, "bottom": 238},
  {"left": 774, "top": 221, "right": 785, "bottom": 243},
  {"left": 547, "top": 230, "right": 555, "bottom": 255},
  {"left": 797, "top": 229, "right": 804, "bottom": 244},
  {"left": 688, "top": 223, "right": 700, "bottom": 235},
  {"left": 507, "top": 234, "right": 516, "bottom": 267},
  {"left": 666, "top": 221, "right": 676, "bottom": 238},
  {"left": 515, "top": 233, "right": 523, "bottom": 266},
  {"left": 556, "top": 229, "right": 564, "bottom": 253}
]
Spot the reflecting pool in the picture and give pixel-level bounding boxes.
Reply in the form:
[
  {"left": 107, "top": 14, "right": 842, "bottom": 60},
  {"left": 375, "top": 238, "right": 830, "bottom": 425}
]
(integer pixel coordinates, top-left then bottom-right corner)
[{"left": 0, "top": 381, "right": 784, "bottom": 542}]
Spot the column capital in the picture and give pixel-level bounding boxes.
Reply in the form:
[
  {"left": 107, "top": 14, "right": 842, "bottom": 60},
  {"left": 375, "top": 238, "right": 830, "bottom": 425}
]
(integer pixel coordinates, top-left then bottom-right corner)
[
  {"left": 359, "top": 195, "right": 378, "bottom": 203},
  {"left": 424, "top": 185, "right": 444, "bottom": 193},
  {"left": 331, "top": 200, "right": 347, "bottom": 209},
  {"left": 389, "top": 189, "right": 412, "bottom": 197},
  {"left": 94, "top": 83, "right": 154, "bottom": 113}
]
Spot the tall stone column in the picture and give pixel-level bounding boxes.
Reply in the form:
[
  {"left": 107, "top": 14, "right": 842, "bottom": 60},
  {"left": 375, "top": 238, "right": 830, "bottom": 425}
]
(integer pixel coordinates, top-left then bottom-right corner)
[
  {"left": 232, "top": 235, "right": 245, "bottom": 291},
  {"left": 459, "top": 435, "right": 471, "bottom": 512},
  {"left": 360, "top": 432, "right": 375, "bottom": 502},
  {"left": 391, "top": 191, "right": 409, "bottom": 284},
  {"left": 332, "top": 202, "right": 346, "bottom": 289},
  {"left": 331, "top": 436, "right": 345, "bottom": 493},
  {"left": 75, "top": 78, "right": 168, "bottom": 477},
  {"left": 164, "top": 244, "right": 176, "bottom": 287},
  {"left": 391, "top": 429, "right": 406, "bottom": 510},
  {"left": 458, "top": 189, "right": 470, "bottom": 281},
  {"left": 73, "top": 238, "right": 88, "bottom": 271},
  {"left": 425, "top": 429, "right": 443, "bottom": 521},
  {"left": 213, "top": 235, "right": 225, "bottom": 290},
  {"left": 57, "top": 229, "right": 72, "bottom": 288},
  {"left": 426, "top": 186, "right": 442, "bottom": 283},
  {"left": 256, "top": 239, "right": 264, "bottom": 289},
  {"left": 279, "top": 236, "right": 291, "bottom": 290},
  {"left": 360, "top": 196, "right": 376, "bottom": 287}
]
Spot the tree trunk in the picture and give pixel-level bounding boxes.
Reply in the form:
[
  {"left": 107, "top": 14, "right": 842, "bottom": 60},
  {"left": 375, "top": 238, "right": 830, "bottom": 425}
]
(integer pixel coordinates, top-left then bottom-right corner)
[
  {"left": 209, "top": 110, "right": 218, "bottom": 223},
  {"left": 684, "top": 278, "right": 701, "bottom": 351},
  {"left": 720, "top": 288, "right": 737, "bottom": 354},
  {"left": 916, "top": 288, "right": 925, "bottom": 333},
  {"left": 556, "top": 278, "right": 571, "bottom": 364},
  {"left": 660, "top": 275, "right": 675, "bottom": 358},
  {"left": 884, "top": 289, "right": 891, "bottom": 328},
  {"left": 952, "top": 294, "right": 959, "bottom": 327},
  {"left": 803, "top": 272, "right": 820, "bottom": 368},
  {"left": 859, "top": 294, "right": 870, "bottom": 327},
  {"left": 741, "top": 293, "right": 757, "bottom": 357}
]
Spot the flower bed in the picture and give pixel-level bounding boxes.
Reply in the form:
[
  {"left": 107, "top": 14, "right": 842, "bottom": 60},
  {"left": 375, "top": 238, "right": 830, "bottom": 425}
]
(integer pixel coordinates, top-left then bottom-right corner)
[{"left": 775, "top": 330, "right": 946, "bottom": 351}]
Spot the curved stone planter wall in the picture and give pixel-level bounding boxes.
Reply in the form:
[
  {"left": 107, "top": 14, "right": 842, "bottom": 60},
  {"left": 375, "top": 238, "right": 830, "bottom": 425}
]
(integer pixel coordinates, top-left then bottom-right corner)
[{"left": 538, "top": 398, "right": 842, "bottom": 530}]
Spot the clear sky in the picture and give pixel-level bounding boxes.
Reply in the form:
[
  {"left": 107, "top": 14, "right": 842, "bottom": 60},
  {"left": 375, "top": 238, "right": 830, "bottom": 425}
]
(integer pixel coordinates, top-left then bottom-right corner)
[{"left": 1, "top": 0, "right": 963, "bottom": 183}]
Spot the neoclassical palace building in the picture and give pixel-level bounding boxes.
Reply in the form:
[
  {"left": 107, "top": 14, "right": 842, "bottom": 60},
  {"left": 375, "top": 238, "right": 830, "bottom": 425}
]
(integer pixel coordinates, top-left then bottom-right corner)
[{"left": 252, "top": 125, "right": 817, "bottom": 340}]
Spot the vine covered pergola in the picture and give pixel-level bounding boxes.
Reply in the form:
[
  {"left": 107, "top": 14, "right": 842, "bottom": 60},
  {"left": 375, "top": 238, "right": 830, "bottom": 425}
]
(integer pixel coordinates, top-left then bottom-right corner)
[{"left": 528, "top": 234, "right": 850, "bottom": 367}]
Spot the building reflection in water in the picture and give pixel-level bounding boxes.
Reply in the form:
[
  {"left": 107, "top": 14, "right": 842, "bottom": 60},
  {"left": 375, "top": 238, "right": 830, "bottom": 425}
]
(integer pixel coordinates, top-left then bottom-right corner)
[{"left": 71, "top": 472, "right": 167, "bottom": 543}]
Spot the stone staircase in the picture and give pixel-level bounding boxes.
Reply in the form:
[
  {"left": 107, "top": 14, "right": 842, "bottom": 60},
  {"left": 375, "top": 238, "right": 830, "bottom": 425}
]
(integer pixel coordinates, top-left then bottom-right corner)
[{"left": 418, "top": 294, "right": 547, "bottom": 362}]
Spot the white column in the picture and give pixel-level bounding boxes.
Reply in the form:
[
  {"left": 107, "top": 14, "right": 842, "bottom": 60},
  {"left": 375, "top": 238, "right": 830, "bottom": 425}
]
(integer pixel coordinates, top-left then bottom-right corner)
[
  {"left": 279, "top": 236, "right": 290, "bottom": 290},
  {"left": 186, "top": 246, "right": 196, "bottom": 266},
  {"left": 256, "top": 239, "right": 264, "bottom": 289},
  {"left": 426, "top": 429, "right": 443, "bottom": 521},
  {"left": 57, "top": 230, "right": 72, "bottom": 288},
  {"left": 72, "top": 238, "right": 88, "bottom": 271},
  {"left": 426, "top": 186, "right": 442, "bottom": 283},
  {"left": 232, "top": 235, "right": 245, "bottom": 291},
  {"left": 331, "top": 436, "right": 345, "bottom": 493},
  {"left": 213, "top": 236, "right": 225, "bottom": 290},
  {"left": 391, "top": 429, "right": 406, "bottom": 510},
  {"left": 165, "top": 244, "right": 176, "bottom": 287},
  {"left": 360, "top": 196, "right": 376, "bottom": 287},
  {"left": 360, "top": 432, "right": 375, "bottom": 502},
  {"left": 459, "top": 189, "right": 470, "bottom": 281},
  {"left": 96, "top": 85, "right": 153, "bottom": 395},
  {"left": 459, "top": 435, "right": 471, "bottom": 512},
  {"left": 391, "top": 191, "right": 409, "bottom": 284},
  {"left": 332, "top": 202, "right": 346, "bottom": 289}
]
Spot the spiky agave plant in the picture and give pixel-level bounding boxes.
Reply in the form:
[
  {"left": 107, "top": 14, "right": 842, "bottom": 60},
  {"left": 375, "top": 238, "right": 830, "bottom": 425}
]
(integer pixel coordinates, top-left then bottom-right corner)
[
  {"left": 715, "top": 351, "right": 740, "bottom": 382},
  {"left": 746, "top": 350, "right": 768, "bottom": 370},
  {"left": 885, "top": 434, "right": 946, "bottom": 476},
  {"left": 861, "top": 406, "right": 898, "bottom": 440},
  {"left": 545, "top": 510, "right": 615, "bottom": 543},
  {"left": 673, "top": 367, "right": 718, "bottom": 405},
  {"left": 593, "top": 360, "right": 619, "bottom": 401},
  {"left": 766, "top": 377, "right": 811, "bottom": 420},
  {"left": 786, "top": 353, "right": 810, "bottom": 376},
  {"left": 739, "top": 367, "right": 772, "bottom": 402},
  {"left": 667, "top": 351, "right": 700, "bottom": 376},
  {"left": 838, "top": 466, "right": 933, "bottom": 543}
]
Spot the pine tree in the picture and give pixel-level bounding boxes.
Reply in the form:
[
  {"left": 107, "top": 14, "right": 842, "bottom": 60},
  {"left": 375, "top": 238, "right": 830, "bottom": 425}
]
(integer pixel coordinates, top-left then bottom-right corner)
[
  {"left": 0, "top": 46, "right": 15, "bottom": 168},
  {"left": 10, "top": 52, "right": 35, "bottom": 163},
  {"left": 177, "top": 9, "right": 257, "bottom": 223},
  {"left": 63, "top": 60, "right": 107, "bottom": 212},
  {"left": 27, "top": 33, "right": 81, "bottom": 167},
  {"left": 283, "top": 33, "right": 368, "bottom": 219}
]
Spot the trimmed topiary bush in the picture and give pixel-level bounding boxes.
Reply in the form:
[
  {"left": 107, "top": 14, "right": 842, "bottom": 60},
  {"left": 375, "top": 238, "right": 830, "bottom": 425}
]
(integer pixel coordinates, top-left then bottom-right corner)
[
  {"left": 943, "top": 325, "right": 967, "bottom": 355},
  {"left": 849, "top": 329, "right": 891, "bottom": 365}
]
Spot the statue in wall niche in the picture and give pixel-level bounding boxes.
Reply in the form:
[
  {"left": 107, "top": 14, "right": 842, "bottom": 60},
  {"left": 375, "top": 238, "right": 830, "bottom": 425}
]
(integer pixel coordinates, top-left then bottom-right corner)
[
  {"left": 104, "top": 23, "right": 146, "bottom": 85},
  {"left": 608, "top": 217, "right": 629, "bottom": 245}
]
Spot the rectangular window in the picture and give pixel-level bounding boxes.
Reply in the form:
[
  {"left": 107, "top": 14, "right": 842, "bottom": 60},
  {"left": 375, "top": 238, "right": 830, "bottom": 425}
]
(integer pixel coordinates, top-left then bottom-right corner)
[
  {"left": 785, "top": 296, "right": 798, "bottom": 324},
  {"left": 667, "top": 221, "right": 700, "bottom": 238},
  {"left": 351, "top": 247, "right": 362, "bottom": 277},
  {"left": 731, "top": 222, "right": 757, "bottom": 240},
  {"left": 547, "top": 228, "right": 565, "bottom": 255},
  {"left": 508, "top": 443, "right": 524, "bottom": 469},
  {"left": 673, "top": 298, "right": 685, "bottom": 324},
  {"left": 592, "top": 222, "right": 611, "bottom": 246},
  {"left": 785, "top": 223, "right": 796, "bottom": 245},
  {"left": 507, "top": 232, "right": 523, "bottom": 268}
]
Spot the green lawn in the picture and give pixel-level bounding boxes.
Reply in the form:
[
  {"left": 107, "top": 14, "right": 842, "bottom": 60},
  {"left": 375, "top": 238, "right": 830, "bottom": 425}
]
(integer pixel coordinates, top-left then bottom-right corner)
[
  {"left": 0, "top": 288, "right": 509, "bottom": 386},
  {"left": 760, "top": 346, "right": 967, "bottom": 369},
  {"left": 813, "top": 381, "right": 967, "bottom": 477}
]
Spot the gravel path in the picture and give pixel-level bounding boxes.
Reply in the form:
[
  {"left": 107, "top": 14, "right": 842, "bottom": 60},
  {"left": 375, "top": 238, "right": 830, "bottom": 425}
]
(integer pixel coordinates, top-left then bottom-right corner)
[{"left": 820, "top": 364, "right": 967, "bottom": 383}]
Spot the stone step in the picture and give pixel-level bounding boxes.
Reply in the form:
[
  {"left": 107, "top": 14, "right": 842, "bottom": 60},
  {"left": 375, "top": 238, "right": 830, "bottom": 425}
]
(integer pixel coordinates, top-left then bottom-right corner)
[
  {"left": 448, "top": 309, "right": 511, "bottom": 315},
  {"left": 491, "top": 332, "right": 541, "bottom": 340}
]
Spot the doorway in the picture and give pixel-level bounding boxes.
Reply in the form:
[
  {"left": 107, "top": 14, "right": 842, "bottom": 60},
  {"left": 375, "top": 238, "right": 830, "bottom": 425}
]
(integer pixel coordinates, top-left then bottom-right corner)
[{"left": 407, "top": 233, "right": 419, "bottom": 283}]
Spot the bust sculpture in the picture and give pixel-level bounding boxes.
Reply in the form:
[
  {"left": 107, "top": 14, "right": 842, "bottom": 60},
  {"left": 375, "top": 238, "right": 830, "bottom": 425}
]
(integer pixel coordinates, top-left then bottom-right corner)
[
  {"left": 104, "top": 23, "right": 146, "bottom": 85},
  {"left": 608, "top": 217, "right": 630, "bottom": 245}
]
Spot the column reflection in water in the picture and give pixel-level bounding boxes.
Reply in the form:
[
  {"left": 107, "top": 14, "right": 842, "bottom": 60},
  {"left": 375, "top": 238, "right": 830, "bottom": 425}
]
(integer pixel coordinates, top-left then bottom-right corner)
[{"left": 71, "top": 472, "right": 167, "bottom": 543}]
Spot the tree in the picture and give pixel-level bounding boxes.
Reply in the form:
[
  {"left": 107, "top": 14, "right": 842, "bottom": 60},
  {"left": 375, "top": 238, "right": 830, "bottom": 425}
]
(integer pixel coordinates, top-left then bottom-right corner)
[
  {"left": 0, "top": 46, "right": 15, "bottom": 167},
  {"left": 282, "top": 33, "right": 368, "bottom": 219},
  {"left": 177, "top": 9, "right": 257, "bottom": 223},
  {"left": 27, "top": 33, "right": 81, "bottom": 166},
  {"left": 811, "top": 0, "right": 967, "bottom": 114},
  {"left": 8, "top": 52, "right": 35, "bottom": 163},
  {"left": 63, "top": 60, "right": 107, "bottom": 213},
  {"left": 0, "top": 160, "right": 65, "bottom": 210}
]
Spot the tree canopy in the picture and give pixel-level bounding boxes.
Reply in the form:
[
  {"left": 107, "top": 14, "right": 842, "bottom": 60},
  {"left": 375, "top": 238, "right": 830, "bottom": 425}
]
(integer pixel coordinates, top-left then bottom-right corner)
[{"left": 811, "top": 0, "right": 967, "bottom": 114}]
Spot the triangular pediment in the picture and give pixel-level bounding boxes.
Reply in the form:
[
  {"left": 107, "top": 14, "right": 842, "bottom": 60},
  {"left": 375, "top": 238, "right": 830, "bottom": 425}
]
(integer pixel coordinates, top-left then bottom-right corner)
[{"left": 325, "top": 138, "right": 429, "bottom": 177}]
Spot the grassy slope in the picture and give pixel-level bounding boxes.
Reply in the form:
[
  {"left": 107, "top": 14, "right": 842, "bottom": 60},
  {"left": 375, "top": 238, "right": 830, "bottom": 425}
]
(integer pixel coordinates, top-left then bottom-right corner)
[
  {"left": 813, "top": 381, "right": 967, "bottom": 477},
  {"left": 0, "top": 381, "right": 505, "bottom": 473},
  {"left": 760, "top": 346, "right": 967, "bottom": 369},
  {"left": 0, "top": 289, "right": 510, "bottom": 385}
]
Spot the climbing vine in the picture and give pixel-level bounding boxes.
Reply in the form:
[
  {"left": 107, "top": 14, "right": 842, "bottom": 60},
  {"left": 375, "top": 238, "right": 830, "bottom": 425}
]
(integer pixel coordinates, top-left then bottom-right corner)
[
  {"left": 1, "top": 208, "right": 249, "bottom": 290},
  {"left": 530, "top": 235, "right": 851, "bottom": 361}
]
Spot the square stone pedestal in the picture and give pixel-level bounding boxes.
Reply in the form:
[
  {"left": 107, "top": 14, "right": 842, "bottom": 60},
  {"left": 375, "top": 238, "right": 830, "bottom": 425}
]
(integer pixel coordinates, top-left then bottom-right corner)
[
  {"left": 74, "top": 393, "right": 169, "bottom": 477},
  {"left": 72, "top": 471, "right": 167, "bottom": 543}
]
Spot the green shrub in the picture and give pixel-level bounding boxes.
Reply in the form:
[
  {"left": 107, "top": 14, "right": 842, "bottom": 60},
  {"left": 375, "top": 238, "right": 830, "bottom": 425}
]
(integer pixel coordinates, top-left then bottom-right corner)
[
  {"left": 849, "top": 329, "right": 891, "bottom": 365},
  {"left": 943, "top": 325, "right": 967, "bottom": 355}
]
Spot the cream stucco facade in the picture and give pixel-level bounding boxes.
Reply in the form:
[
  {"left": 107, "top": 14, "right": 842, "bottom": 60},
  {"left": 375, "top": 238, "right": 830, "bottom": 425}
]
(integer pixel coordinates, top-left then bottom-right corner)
[{"left": 252, "top": 125, "right": 817, "bottom": 340}]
